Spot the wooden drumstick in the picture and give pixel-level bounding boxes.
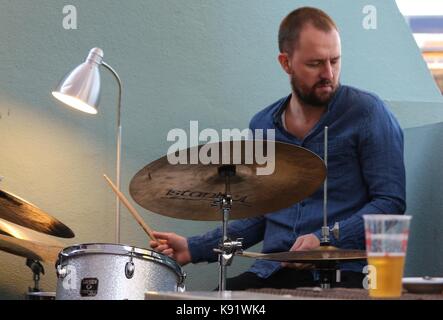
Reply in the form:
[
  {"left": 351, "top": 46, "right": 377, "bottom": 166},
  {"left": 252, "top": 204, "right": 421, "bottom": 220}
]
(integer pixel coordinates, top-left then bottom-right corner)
[
  {"left": 103, "top": 174, "right": 163, "bottom": 243},
  {"left": 239, "top": 251, "right": 265, "bottom": 258}
]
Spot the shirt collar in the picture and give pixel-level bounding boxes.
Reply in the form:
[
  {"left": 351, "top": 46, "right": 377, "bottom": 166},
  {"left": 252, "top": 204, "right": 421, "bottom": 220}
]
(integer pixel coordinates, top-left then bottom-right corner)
[
  {"left": 272, "top": 84, "right": 344, "bottom": 126},
  {"left": 272, "top": 94, "right": 291, "bottom": 126}
]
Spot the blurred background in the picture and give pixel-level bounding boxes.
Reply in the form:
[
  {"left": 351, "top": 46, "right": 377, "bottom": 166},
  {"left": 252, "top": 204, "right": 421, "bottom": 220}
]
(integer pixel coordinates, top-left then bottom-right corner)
[{"left": 397, "top": 0, "right": 443, "bottom": 93}]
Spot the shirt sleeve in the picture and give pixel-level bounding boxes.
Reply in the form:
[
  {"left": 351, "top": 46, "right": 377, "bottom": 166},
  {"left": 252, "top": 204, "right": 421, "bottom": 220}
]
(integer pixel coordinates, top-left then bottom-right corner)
[
  {"left": 314, "top": 98, "right": 406, "bottom": 248},
  {"left": 187, "top": 216, "right": 266, "bottom": 263}
]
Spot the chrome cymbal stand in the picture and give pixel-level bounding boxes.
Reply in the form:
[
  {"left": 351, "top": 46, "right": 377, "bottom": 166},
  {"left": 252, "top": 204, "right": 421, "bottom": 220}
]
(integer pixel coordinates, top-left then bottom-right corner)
[
  {"left": 321, "top": 126, "right": 331, "bottom": 245},
  {"left": 26, "top": 259, "right": 45, "bottom": 292},
  {"left": 318, "top": 126, "right": 340, "bottom": 288},
  {"left": 212, "top": 165, "right": 243, "bottom": 292}
]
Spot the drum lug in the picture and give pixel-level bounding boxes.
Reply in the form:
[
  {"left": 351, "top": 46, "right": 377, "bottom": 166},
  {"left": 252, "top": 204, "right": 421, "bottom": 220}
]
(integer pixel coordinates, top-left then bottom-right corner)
[
  {"left": 178, "top": 271, "right": 187, "bottom": 289},
  {"left": 56, "top": 264, "right": 68, "bottom": 279},
  {"left": 177, "top": 271, "right": 186, "bottom": 292},
  {"left": 177, "top": 283, "right": 186, "bottom": 292},
  {"left": 125, "top": 261, "right": 135, "bottom": 279}
]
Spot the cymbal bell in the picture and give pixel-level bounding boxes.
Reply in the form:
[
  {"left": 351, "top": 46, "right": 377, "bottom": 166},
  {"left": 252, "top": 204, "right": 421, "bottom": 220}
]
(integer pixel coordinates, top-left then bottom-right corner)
[
  {"left": 238, "top": 246, "right": 367, "bottom": 262},
  {"left": 0, "top": 189, "right": 74, "bottom": 238},
  {"left": 129, "top": 140, "right": 326, "bottom": 220}
]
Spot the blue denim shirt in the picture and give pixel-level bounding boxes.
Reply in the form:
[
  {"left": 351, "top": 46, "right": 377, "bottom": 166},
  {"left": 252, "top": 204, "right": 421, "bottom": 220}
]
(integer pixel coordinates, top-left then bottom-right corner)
[{"left": 187, "top": 85, "right": 406, "bottom": 278}]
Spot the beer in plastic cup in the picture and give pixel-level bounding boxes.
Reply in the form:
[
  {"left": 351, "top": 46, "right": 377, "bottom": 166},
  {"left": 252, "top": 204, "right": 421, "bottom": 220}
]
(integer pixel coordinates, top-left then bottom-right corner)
[{"left": 363, "top": 214, "right": 412, "bottom": 298}]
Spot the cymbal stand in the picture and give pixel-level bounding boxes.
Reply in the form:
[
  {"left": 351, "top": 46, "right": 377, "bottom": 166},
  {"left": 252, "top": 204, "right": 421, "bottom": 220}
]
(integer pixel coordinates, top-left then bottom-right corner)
[
  {"left": 26, "top": 259, "right": 45, "bottom": 292},
  {"left": 318, "top": 126, "right": 340, "bottom": 288},
  {"left": 212, "top": 165, "right": 243, "bottom": 292},
  {"left": 320, "top": 126, "right": 330, "bottom": 246}
]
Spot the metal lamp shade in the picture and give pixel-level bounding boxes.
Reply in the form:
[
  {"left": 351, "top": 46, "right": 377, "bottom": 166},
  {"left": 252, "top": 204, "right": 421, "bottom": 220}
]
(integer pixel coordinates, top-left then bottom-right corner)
[{"left": 52, "top": 48, "right": 104, "bottom": 114}]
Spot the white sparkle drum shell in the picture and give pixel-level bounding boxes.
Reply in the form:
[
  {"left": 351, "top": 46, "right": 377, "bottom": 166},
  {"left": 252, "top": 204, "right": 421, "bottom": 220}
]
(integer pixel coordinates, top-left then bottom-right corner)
[{"left": 55, "top": 243, "right": 186, "bottom": 300}]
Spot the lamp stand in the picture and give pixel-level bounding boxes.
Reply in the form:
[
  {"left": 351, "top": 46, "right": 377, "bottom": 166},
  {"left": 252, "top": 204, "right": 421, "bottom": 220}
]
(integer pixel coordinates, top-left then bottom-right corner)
[{"left": 102, "top": 62, "right": 122, "bottom": 244}]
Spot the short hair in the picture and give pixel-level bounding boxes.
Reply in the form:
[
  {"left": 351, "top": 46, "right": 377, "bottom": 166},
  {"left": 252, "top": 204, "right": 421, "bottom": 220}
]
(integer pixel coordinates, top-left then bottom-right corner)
[{"left": 278, "top": 7, "right": 338, "bottom": 55}]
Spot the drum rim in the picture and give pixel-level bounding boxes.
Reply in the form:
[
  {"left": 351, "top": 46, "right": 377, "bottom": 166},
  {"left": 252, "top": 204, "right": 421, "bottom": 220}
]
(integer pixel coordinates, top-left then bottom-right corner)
[
  {"left": 57, "top": 243, "right": 185, "bottom": 284},
  {"left": 26, "top": 291, "right": 56, "bottom": 296}
]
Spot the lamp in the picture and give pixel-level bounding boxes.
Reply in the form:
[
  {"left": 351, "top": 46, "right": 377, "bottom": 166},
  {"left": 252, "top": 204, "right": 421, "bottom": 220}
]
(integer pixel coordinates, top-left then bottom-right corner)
[{"left": 52, "top": 48, "right": 123, "bottom": 243}]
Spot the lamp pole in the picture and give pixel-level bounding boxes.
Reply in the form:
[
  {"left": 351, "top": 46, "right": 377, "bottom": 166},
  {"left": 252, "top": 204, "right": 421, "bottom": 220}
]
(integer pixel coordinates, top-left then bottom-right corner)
[{"left": 101, "top": 62, "right": 122, "bottom": 244}]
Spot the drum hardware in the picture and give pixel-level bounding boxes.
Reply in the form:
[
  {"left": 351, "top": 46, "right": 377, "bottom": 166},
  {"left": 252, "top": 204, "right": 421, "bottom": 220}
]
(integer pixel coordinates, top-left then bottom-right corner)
[
  {"left": 24, "top": 259, "right": 56, "bottom": 300},
  {"left": 320, "top": 126, "right": 330, "bottom": 246},
  {"left": 56, "top": 262, "right": 67, "bottom": 279},
  {"left": 209, "top": 164, "right": 246, "bottom": 292},
  {"left": 213, "top": 238, "right": 244, "bottom": 288},
  {"left": 125, "top": 260, "right": 135, "bottom": 279},
  {"left": 26, "top": 258, "right": 45, "bottom": 292},
  {"left": 318, "top": 126, "right": 340, "bottom": 289},
  {"left": 125, "top": 249, "right": 135, "bottom": 279}
]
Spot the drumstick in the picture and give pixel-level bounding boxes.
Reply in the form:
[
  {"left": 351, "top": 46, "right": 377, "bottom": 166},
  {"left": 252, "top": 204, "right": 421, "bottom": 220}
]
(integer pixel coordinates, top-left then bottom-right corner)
[
  {"left": 239, "top": 251, "right": 266, "bottom": 258},
  {"left": 103, "top": 174, "right": 163, "bottom": 243}
]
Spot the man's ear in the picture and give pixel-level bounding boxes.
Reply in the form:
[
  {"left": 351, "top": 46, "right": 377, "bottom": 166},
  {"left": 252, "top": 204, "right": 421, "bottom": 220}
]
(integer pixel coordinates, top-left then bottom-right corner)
[{"left": 278, "top": 53, "right": 291, "bottom": 74}]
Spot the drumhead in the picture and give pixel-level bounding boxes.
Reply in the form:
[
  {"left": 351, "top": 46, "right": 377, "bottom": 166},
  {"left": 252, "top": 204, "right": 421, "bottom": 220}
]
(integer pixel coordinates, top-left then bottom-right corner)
[{"left": 57, "top": 243, "right": 185, "bottom": 282}]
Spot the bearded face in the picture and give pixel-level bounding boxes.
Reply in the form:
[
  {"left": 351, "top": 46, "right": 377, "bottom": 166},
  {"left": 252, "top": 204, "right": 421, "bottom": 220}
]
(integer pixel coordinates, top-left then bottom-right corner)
[{"left": 281, "top": 24, "right": 342, "bottom": 108}]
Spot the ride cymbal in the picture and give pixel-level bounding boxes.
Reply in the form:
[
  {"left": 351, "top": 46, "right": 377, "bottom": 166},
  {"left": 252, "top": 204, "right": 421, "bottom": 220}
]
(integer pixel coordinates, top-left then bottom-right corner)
[{"left": 129, "top": 140, "right": 326, "bottom": 220}]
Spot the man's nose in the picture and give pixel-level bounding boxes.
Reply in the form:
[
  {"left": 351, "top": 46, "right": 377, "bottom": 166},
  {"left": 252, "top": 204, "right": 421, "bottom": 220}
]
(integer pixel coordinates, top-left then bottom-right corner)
[{"left": 320, "top": 61, "right": 334, "bottom": 80}]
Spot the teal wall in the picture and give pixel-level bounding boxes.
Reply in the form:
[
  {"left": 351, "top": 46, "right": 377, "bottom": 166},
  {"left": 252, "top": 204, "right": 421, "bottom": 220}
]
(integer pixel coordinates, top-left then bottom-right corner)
[{"left": 0, "top": 0, "right": 442, "bottom": 299}]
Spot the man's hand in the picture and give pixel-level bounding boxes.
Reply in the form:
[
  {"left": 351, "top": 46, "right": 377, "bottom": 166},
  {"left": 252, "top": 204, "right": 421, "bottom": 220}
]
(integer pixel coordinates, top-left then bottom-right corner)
[
  {"left": 281, "top": 233, "right": 320, "bottom": 270},
  {"left": 149, "top": 231, "right": 192, "bottom": 266},
  {"left": 290, "top": 233, "right": 321, "bottom": 251}
]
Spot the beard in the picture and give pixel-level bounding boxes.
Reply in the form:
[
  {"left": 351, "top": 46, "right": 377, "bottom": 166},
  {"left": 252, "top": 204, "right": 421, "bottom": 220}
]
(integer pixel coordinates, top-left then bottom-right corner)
[{"left": 291, "top": 75, "right": 339, "bottom": 107}]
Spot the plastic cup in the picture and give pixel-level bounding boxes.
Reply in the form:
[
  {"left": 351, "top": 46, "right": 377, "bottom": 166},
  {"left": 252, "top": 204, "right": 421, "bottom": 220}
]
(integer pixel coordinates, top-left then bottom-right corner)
[{"left": 363, "top": 214, "right": 412, "bottom": 298}]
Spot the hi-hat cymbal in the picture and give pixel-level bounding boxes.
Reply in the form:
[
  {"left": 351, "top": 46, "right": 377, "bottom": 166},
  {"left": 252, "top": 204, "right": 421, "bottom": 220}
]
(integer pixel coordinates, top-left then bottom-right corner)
[
  {"left": 0, "top": 218, "right": 65, "bottom": 262},
  {"left": 129, "top": 140, "right": 326, "bottom": 220},
  {"left": 0, "top": 234, "right": 64, "bottom": 263},
  {"left": 0, "top": 218, "right": 66, "bottom": 247},
  {"left": 238, "top": 246, "right": 367, "bottom": 262},
  {"left": 0, "top": 189, "right": 74, "bottom": 238}
]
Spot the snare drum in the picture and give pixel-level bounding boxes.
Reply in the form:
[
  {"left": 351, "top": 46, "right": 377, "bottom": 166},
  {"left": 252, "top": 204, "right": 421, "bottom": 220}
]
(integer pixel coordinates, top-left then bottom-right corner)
[{"left": 55, "top": 243, "right": 186, "bottom": 300}]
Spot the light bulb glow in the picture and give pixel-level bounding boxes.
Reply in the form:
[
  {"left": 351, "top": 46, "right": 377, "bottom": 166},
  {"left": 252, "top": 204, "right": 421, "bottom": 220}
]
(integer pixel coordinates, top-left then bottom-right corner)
[{"left": 52, "top": 92, "right": 98, "bottom": 114}]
